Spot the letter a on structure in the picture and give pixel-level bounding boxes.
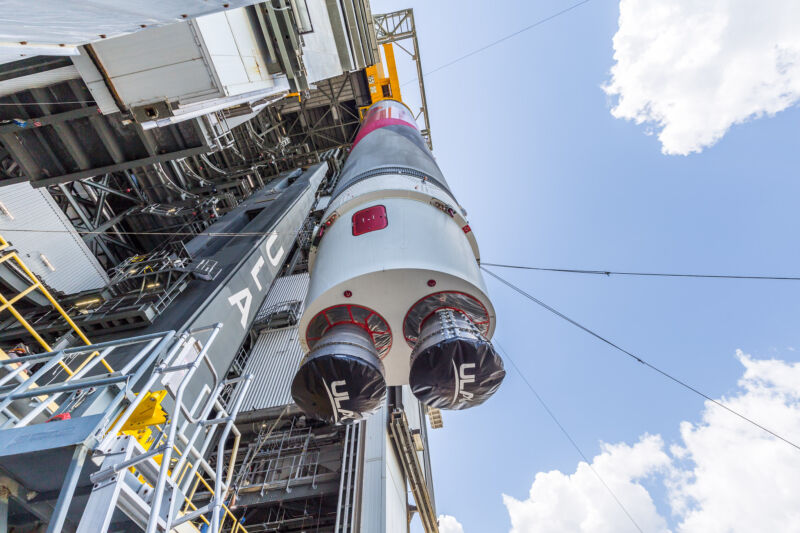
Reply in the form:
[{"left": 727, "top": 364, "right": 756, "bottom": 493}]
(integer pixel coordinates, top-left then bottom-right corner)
[{"left": 228, "top": 288, "right": 252, "bottom": 329}]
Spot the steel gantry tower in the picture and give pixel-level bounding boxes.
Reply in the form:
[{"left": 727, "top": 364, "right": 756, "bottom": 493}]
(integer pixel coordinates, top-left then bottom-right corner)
[{"left": 0, "top": 4, "right": 449, "bottom": 532}]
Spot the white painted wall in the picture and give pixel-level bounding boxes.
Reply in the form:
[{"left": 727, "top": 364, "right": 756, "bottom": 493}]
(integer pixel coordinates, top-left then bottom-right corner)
[
  {"left": 360, "top": 406, "right": 388, "bottom": 532},
  {"left": 302, "top": 0, "right": 348, "bottom": 82},
  {"left": 195, "top": 10, "right": 276, "bottom": 95},
  {"left": 386, "top": 435, "right": 409, "bottom": 533},
  {"left": 92, "top": 22, "right": 219, "bottom": 106}
]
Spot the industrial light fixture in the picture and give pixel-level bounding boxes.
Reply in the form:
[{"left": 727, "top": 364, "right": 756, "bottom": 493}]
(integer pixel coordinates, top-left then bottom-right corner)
[{"left": 75, "top": 297, "right": 102, "bottom": 307}]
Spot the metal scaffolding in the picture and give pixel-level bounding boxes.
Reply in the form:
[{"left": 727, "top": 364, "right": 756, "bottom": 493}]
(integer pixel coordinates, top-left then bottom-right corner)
[
  {"left": 0, "top": 323, "right": 253, "bottom": 532},
  {"left": 373, "top": 9, "right": 433, "bottom": 149}
]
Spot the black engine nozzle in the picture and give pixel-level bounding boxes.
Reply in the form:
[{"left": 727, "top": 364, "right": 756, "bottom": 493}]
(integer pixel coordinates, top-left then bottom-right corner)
[
  {"left": 409, "top": 309, "right": 505, "bottom": 410},
  {"left": 291, "top": 324, "right": 386, "bottom": 425}
]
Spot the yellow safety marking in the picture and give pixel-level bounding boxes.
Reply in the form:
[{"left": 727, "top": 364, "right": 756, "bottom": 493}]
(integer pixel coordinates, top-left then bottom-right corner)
[
  {"left": 365, "top": 43, "right": 404, "bottom": 106},
  {"left": 0, "top": 233, "right": 112, "bottom": 385},
  {"left": 121, "top": 390, "right": 168, "bottom": 430}
]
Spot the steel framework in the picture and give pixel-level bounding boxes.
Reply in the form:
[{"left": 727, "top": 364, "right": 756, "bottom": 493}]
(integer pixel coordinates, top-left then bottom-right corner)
[
  {"left": 0, "top": 323, "right": 253, "bottom": 532},
  {"left": 373, "top": 9, "right": 433, "bottom": 148}
]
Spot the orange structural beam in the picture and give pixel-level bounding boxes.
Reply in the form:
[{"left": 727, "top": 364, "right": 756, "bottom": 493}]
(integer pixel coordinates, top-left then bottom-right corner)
[{"left": 365, "top": 43, "right": 404, "bottom": 105}]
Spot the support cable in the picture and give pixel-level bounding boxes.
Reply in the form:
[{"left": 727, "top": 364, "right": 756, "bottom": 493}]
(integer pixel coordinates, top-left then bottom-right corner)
[
  {"left": 482, "top": 262, "right": 800, "bottom": 281},
  {"left": 494, "top": 339, "right": 644, "bottom": 533},
  {"left": 11, "top": 220, "right": 800, "bottom": 283},
  {"left": 481, "top": 266, "right": 800, "bottom": 452},
  {"left": 402, "top": 0, "right": 593, "bottom": 86}
]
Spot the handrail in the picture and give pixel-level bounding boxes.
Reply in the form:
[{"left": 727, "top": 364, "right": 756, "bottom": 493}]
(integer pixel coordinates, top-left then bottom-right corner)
[
  {"left": 146, "top": 324, "right": 223, "bottom": 533},
  {"left": 0, "top": 323, "right": 249, "bottom": 532},
  {"left": 0, "top": 233, "right": 109, "bottom": 376}
]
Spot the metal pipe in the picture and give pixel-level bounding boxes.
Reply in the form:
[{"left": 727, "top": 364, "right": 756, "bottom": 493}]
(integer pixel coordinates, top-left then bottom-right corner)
[
  {"left": 171, "top": 381, "right": 227, "bottom": 485},
  {"left": 13, "top": 345, "right": 118, "bottom": 427},
  {"left": 174, "top": 383, "right": 249, "bottom": 492},
  {"left": 0, "top": 351, "right": 64, "bottom": 422},
  {"left": 0, "top": 485, "right": 7, "bottom": 533},
  {"left": 0, "top": 360, "right": 30, "bottom": 387},
  {"left": 353, "top": 420, "right": 365, "bottom": 533},
  {"left": 90, "top": 444, "right": 168, "bottom": 483},
  {"left": 225, "top": 425, "right": 241, "bottom": 493},
  {"left": 0, "top": 291, "right": 68, "bottom": 375},
  {"left": 176, "top": 350, "right": 220, "bottom": 423},
  {"left": 0, "top": 330, "right": 174, "bottom": 367},
  {"left": 173, "top": 388, "right": 244, "bottom": 489},
  {"left": 5, "top": 374, "right": 127, "bottom": 402},
  {"left": 334, "top": 424, "right": 350, "bottom": 532},
  {"left": 70, "top": 345, "right": 114, "bottom": 375},
  {"left": 342, "top": 420, "right": 356, "bottom": 531},
  {"left": 179, "top": 383, "right": 211, "bottom": 435},
  {"left": 117, "top": 336, "right": 162, "bottom": 375},
  {"left": 210, "top": 373, "right": 252, "bottom": 533},
  {"left": 46, "top": 444, "right": 88, "bottom": 533},
  {"left": 177, "top": 411, "right": 225, "bottom": 494}
]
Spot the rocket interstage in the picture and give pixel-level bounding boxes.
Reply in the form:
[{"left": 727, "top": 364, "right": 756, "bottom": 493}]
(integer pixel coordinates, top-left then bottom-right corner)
[{"left": 291, "top": 99, "right": 506, "bottom": 424}]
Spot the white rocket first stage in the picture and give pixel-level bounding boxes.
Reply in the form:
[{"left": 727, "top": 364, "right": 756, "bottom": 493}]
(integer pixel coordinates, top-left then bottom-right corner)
[{"left": 291, "top": 99, "right": 505, "bottom": 425}]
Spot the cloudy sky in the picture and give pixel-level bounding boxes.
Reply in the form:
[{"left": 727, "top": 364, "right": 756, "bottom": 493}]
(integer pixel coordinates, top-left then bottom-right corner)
[{"left": 370, "top": 0, "right": 800, "bottom": 531}]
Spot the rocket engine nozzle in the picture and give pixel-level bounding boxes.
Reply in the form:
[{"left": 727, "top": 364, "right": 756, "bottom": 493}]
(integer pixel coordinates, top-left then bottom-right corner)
[
  {"left": 409, "top": 309, "right": 505, "bottom": 410},
  {"left": 291, "top": 324, "right": 386, "bottom": 425}
]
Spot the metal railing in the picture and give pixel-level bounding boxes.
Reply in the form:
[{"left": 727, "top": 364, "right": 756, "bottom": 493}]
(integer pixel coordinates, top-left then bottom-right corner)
[
  {"left": 0, "top": 324, "right": 253, "bottom": 532},
  {"left": 334, "top": 421, "right": 362, "bottom": 533},
  {"left": 0, "top": 232, "right": 105, "bottom": 379},
  {"left": 254, "top": 300, "right": 302, "bottom": 330}
]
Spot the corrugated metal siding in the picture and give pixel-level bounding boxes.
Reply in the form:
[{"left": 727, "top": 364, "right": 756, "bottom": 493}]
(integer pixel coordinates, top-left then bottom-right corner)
[
  {"left": 0, "top": 66, "right": 80, "bottom": 98},
  {"left": 0, "top": 182, "right": 109, "bottom": 294},
  {"left": 238, "top": 326, "right": 305, "bottom": 412},
  {"left": 255, "top": 272, "right": 310, "bottom": 319},
  {"left": 238, "top": 272, "right": 311, "bottom": 412}
]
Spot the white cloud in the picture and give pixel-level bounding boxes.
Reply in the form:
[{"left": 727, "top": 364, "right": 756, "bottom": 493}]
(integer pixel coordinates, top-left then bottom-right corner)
[
  {"left": 667, "top": 351, "right": 800, "bottom": 532},
  {"left": 439, "top": 514, "right": 465, "bottom": 533},
  {"left": 503, "top": 435, "right": 670, "bottom": 533},
  {"left": 503, "top": 351, "right": 800, "bottom": 532},
  {"left": 603, "top": 0, "right": 800, "bottom": 155}
]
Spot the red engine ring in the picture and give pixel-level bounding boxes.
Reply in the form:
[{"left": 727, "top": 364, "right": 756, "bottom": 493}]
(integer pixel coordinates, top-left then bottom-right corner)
[{"left": 305, "top": 304, "right": 392, "bottom": 359}]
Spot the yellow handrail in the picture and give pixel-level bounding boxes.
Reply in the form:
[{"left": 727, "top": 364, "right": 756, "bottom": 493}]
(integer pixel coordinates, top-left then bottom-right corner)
[
  {"left": 144, "top": 436, "right": 248, "bottom": 532},
  {"left": 0, "top": 233, "right": 110, "bottom": 375}
]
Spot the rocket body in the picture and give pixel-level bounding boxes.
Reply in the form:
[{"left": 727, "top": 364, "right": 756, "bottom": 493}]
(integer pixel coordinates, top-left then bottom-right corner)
[{"left": 291, "top": 100, "right": 505, "bottom": 425}]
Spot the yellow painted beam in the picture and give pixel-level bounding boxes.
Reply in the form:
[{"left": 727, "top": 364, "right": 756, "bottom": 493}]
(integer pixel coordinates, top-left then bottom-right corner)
[{"left": 382, "top": 43, "right": 403, "bottom": 103}]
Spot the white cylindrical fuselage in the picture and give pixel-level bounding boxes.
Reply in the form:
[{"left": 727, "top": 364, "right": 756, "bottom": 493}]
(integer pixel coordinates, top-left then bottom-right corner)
[{"left": 292, "top": 100, "right": 504, "bottom": 424}]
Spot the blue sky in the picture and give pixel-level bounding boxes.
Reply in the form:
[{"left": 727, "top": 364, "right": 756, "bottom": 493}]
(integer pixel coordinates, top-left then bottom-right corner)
[{"left": 370, "top": 0, "right": 800, "bottom": 531}]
